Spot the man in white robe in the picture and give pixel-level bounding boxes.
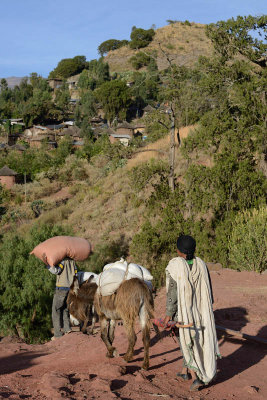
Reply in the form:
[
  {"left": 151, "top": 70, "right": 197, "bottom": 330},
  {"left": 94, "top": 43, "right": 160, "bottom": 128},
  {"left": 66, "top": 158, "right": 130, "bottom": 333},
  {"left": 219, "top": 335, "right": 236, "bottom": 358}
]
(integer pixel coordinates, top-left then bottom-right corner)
[{"left": 164, "top": 235, "right": 220, "bottom": 391}]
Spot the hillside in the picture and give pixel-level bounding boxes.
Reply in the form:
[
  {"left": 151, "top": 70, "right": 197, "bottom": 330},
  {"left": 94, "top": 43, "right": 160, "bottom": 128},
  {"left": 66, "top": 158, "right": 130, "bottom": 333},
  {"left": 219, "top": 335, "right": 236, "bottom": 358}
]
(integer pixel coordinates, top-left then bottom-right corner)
[
  {"left": 0, "top": 76, "right": 28, "bottom": 88},
  {"left": 10, "top": 126, "right": 195, "bottom": 260},
  {"left": 0, "top": 14, "right": 266, "bottom": 359},
  {"left": 105, "top": 22, "right": 213, "bottom": 73}
]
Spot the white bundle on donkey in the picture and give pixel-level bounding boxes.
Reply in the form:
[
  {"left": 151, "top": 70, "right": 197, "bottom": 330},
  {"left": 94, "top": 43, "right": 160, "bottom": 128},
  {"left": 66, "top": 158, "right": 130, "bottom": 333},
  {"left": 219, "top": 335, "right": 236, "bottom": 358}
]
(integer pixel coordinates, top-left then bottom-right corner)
[
  {"left": 94, "top": 258, "right": 154, "bottom": 370},
  {"left": 97, "top": 258, "right": 153, "bottom": 296},
  {"left": 77, "top": 271, "right": 98, "bottom": 284}
]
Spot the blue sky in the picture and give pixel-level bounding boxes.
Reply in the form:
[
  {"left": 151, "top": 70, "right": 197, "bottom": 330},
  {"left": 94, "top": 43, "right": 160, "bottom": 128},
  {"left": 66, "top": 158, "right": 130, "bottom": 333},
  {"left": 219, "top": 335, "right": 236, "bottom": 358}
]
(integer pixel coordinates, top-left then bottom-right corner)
[{"left": 0, "top": 0, "right": 266, "bottom": 78}]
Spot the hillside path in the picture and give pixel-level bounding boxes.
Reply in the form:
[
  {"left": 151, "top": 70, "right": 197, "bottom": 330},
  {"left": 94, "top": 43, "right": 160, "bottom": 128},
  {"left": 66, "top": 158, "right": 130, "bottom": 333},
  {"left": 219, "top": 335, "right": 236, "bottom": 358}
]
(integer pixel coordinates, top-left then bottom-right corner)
[{"left": 0, "top": 269, "right": 267, "bottom": 400}]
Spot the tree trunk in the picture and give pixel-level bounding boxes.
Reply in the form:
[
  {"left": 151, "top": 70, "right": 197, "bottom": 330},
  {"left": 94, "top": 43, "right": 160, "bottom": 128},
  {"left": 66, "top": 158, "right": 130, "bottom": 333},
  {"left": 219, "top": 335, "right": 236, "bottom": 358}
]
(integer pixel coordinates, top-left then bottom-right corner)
[{"left": 168, "top": 106, "right": 175, "bottom": 192}]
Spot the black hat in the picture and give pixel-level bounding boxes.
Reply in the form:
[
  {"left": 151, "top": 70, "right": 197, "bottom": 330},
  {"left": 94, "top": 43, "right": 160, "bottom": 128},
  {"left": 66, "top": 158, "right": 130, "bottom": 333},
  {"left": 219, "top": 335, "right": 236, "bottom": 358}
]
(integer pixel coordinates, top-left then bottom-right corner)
[{"left": 177, "top": 235, "right": 196, "bottom": 259}]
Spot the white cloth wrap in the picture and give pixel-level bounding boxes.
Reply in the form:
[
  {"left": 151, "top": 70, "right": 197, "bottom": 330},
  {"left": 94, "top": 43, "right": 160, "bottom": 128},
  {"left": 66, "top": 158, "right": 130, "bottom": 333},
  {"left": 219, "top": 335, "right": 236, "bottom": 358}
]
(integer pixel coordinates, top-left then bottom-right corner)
[
  {"left": 103, "top": 259, "right": 153, "bottom": 281},
  {"left": 77, "top": 271, "right": 98, "bottom": 284},
  {"left": 97, "top": 259, "right": 153, "bottom": 296},
  {"left": 166, "top": 256, "right": 220, "bottom": 383}
]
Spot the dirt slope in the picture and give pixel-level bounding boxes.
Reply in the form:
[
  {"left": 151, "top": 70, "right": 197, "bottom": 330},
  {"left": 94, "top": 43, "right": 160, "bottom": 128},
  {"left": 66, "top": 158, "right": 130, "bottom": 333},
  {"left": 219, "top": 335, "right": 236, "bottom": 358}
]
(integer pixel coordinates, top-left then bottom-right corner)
[
  {"left": 1, "top": 269, "right": 267, "bottom": 400},
  {"left": 105, "top": 22, "right": 213, "bottom": 73}
]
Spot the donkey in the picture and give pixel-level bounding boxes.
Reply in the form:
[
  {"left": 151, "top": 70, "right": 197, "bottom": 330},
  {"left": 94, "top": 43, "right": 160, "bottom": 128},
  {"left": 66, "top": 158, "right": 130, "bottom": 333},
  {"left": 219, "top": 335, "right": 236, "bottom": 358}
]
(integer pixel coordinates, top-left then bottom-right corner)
[
  {"left": 67, "top": 275, "right": 98, "bottom": 334},
  {"left": 94, "top": 278, "right": 154, "bottom": 370}
]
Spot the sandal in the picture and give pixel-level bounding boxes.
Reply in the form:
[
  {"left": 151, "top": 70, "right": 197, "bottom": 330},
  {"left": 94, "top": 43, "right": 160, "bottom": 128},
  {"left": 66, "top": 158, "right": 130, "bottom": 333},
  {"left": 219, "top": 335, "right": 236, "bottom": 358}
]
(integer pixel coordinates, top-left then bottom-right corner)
[
  {"left": 176, "top": 372, "right": 190, "bottom": 381},
  {"left": 190, "top": 378, "right": 203, "bottom": 391}
]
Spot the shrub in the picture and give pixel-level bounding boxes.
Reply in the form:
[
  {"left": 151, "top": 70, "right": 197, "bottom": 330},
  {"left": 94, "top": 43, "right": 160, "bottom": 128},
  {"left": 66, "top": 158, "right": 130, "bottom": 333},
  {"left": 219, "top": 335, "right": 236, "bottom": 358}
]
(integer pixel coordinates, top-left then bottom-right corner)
[
  {"left": 228, "top": 207, "right": 267, "bottom": 273},
  {"left": 31, "top": 200, "right": 44, "bottom": 218},
  {"left": 0, "top": 223, "right": 72, "bottom": 342},
  {"left": 130, "top": 159, "right": 169, "bottom": 192},
  {"left": 183, "top": 20, "right": 192, "bottom": 26},
  {"left": 166, "top": 20, "right": 179, "bottom": 25},
  {"left": 130, "top": 28, "right": 155, "bottom": 49},
  {"left": 96, "top": 80, "right": 131, "bottom": 123},
  {"left": 57, "top": 155, "right": 89, "bottom": 183},
  {"left": 130, "top": 52, "right": 152, "bottom": 70},
  {"left": 165, "top": 43, "right": 175, "bottom": 50},
  {"left": 98, "top": 39, "right": 129, "bottom": 56},
  {"left": 81, "top": 236, "right": 129, "bottom": 273},
  {"left": 143, "top": 110, "right": 170, "bottom": 142},
  {"left": 48, "top": 55, "right": 88, "bottom": 79},
  {"left": 39, "top": 203, "right": 73, "bottom": 225}
]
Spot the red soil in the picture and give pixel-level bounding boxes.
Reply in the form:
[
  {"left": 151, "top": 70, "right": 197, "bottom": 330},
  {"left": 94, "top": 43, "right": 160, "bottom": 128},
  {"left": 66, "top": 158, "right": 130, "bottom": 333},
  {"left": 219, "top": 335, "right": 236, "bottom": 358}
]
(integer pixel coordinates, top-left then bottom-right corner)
[{"left": 1, "top": 269, "right": 267, "bottom": 400}]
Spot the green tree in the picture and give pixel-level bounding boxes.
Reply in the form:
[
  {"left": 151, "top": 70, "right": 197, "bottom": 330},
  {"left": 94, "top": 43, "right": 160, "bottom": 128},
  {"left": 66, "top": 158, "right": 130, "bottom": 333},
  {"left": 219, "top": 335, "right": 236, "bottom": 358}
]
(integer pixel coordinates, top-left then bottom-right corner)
[
  {"left": 54, "top": 82, "right": 70, "bottom": 119},
  {"left": 29, "top": 73, "right": 50, "bottom": 91},
  {"left": 77, "top": 58, "right": 110, "bottom": 91},
  {"left": 131, "top": 71, "right": 159, "bottom": 115},
  {"left": 129, "top": 15, "right": 267, "bottom": 275},
  {"left": 130, "top": 28, "right": 155, "bottom": 49},
  {"left": 21, "top": 87, "right": 55, "bottom": 127},
  {"left": 78, "top": 90, "right": 97, "bottom": 118},
  {"left": 0, "top": 78, "right": 8, "bottom": 92},
  {"left": 0, "top": 223, "right": 72, "bottom": 342},
  {"left": 206, "top": 15, "right": 267, "bottom": 67},
  {"left": 130, "top": 51, "right": 153, "bottom": 70},
  {"left": 98, "top": 39, "right": 129, "bottom": 56},
  {"left": 49, "top": 55, "right": 88, "bottom": 79},
  {"left": 96, "top": 80, "right": 131, "bottom": 124}
]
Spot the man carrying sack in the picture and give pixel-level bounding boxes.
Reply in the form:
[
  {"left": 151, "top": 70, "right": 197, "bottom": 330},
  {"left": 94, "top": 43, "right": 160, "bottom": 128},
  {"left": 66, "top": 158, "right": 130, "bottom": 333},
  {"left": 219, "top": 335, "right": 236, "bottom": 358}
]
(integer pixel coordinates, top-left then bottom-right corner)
[
  {"left": 31, "top": 236, "right": 92, "bottom": 340},
  {"left": 163, "top": 235, "right": 220, "bottom": 391},
  {"left": 45, "top": 257, "right": 77, "bottom": 340}
]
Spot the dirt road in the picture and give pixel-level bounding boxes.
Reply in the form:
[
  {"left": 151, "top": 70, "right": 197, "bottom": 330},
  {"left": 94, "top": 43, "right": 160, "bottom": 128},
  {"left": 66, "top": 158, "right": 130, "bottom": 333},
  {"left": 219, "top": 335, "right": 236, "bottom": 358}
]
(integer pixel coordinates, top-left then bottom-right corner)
[{"left": 0, "top": 269, "right": 266, "bottom": 400}]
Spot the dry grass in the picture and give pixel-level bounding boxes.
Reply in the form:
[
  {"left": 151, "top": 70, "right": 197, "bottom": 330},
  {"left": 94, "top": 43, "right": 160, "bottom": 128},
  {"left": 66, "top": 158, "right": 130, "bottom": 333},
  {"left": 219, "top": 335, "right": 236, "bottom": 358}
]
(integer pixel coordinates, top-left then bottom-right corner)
[
  {"left": 12, "top": 179, "right": 62, "bottom": 202},
  {"left": 105, "top": 22, "right": 213, "bottom": 72},
  {"left": 127, "top": 125, "right": 196, "bottom": 168},
  {"left": 65, "top": 125, "right": 201, "bottom": 246},
  {"left": 67, "top": 167, "right": 145, "bottom": 247},
  {"left": 6, "top": 123, "right": 214, "bottom": 253}
]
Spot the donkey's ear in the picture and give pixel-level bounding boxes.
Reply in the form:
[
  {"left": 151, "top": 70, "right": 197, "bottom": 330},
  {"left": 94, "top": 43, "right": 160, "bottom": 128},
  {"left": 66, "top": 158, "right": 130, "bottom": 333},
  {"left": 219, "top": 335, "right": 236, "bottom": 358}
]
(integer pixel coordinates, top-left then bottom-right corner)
[{"left": 72, "top": 275, "right": 80, "bottom": 295}]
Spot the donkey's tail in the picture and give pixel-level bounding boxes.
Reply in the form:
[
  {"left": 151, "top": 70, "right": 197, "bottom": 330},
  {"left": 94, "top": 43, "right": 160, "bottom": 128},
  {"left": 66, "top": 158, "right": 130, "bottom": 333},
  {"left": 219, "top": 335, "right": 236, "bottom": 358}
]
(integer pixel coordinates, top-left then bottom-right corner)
[{"left": 139, "top": 288, "right": 154, "bottom": 329}]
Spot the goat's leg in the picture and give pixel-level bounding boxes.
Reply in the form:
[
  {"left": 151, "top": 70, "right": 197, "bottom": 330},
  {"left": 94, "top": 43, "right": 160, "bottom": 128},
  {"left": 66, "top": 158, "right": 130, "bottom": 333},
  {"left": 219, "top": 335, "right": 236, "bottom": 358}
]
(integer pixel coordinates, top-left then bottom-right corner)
[
  {"left": 100, "top": 317, "right": 117, "bottom": 358},
  {"left": 123, "top": 320, "right": 136, "bottom": 363},
  {"left": 141, "top": 323, "right": 150, "bottom": 370}
]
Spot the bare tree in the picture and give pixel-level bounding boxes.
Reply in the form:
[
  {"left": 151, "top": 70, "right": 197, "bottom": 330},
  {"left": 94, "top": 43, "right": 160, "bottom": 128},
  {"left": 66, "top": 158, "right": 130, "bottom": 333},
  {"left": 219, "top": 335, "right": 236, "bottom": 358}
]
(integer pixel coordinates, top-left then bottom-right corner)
[{"left": 157, "top": 43, "right": 184, "bottom": 191}]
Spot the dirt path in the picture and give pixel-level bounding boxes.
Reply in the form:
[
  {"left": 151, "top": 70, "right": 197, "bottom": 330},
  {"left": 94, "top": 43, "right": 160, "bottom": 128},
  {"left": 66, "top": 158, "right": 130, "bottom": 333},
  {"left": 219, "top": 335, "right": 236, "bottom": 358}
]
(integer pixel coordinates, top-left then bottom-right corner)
[{"left": 0, "top": 269, "right": 266, "bottom": 400}]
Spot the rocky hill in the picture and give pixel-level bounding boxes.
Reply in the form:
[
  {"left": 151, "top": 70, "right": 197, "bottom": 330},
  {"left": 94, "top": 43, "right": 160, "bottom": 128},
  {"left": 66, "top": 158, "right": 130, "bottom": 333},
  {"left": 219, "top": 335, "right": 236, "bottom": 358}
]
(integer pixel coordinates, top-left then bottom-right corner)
[{"left": 105, "top": 22, "right": 213, "bottom": 73}]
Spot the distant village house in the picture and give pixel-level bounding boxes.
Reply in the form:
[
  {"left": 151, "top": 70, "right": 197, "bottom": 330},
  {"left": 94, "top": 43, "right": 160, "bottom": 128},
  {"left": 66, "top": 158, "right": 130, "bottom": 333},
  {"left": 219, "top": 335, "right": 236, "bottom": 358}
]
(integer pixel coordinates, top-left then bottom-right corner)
[
  {"left": 0, "top": 165, "right": 17, "bottom": 189},
  {"left": 47, "top": 78, "right": 63, "bottom": 90},
  {"left": 115, "top": 121, "right": 134, "bottom": 138}
]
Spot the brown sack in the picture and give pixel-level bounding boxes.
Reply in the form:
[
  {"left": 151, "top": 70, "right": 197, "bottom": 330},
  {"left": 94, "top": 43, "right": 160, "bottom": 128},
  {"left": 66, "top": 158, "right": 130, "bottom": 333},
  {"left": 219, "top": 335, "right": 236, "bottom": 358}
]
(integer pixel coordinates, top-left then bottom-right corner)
[{"left": 30, "top": 236, "right": 91, "bottom": 266}]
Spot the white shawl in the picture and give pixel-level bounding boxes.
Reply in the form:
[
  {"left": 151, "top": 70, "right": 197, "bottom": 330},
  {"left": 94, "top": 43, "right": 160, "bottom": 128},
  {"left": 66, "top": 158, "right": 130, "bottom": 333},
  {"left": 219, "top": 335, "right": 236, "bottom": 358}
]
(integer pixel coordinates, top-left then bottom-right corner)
[{"left": 166, "top": 257, "right": 220, "bottom": 383}]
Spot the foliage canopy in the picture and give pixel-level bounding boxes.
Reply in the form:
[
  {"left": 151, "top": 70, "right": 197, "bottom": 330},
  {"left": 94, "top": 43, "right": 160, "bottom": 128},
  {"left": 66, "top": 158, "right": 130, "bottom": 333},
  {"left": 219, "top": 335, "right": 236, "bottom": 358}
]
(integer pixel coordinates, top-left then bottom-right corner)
[
  {"left": 130, "top": 28, "right": 155, "bottom": 49},
  {"left": 49, "top": 55, "right": 88, "bottom": 79},
  {"left": 98, "top": 39, "right": 129, "bottom": 56},
  {"left": 0, "top": 223, "right": 72, "bottom": 342}
]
